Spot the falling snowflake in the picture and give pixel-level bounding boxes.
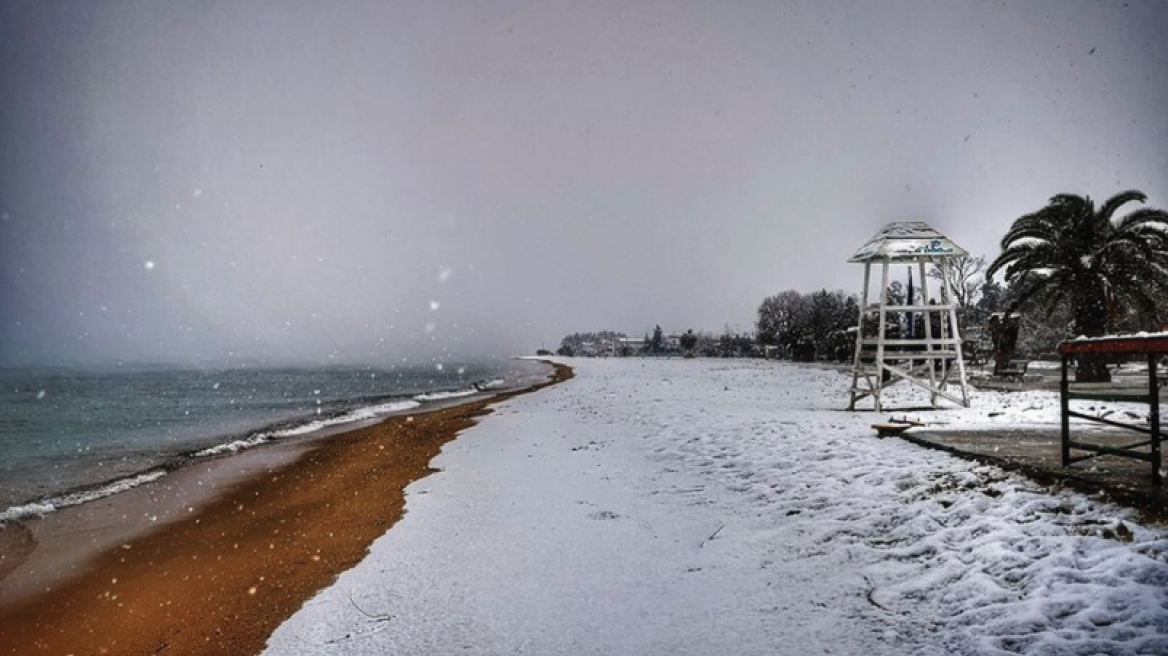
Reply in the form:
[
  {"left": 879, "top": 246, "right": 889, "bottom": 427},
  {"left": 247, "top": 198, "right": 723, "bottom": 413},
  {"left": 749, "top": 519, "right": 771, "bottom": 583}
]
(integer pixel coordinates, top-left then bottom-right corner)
[
  {"left": 430, "top": 301, "right": 441, "bottom": 311},
  {"left": 144, "top": 260, "right": 155, "bottom": 270},
  {"left": 438, "top": 267, "right": 453, "bottom": 282}
]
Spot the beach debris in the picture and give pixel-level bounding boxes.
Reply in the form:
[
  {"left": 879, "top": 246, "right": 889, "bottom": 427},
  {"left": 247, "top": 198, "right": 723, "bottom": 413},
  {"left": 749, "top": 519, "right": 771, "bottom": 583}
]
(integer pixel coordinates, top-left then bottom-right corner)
[
  {"left": 863, "top": 575, "right": 889, "bottom": 611},
  {"left": 1112, "top": 521, "right": 1134, "bottom": 542},
  {"left": 699, "top": 523, "right": 725, "bottom": 548},
  {"left": 349, "top": 592, "right": 393, "bottom": 622},
  {"left": 888, "top": 415, "right": 930, "bottom": 427}
]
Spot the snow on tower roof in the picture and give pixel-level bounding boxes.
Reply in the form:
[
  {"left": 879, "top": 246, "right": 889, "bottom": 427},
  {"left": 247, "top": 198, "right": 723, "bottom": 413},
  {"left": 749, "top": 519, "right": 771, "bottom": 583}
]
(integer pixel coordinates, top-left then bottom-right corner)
[{"left": 847, "top": 221, "right": 968, "bottom": 263}]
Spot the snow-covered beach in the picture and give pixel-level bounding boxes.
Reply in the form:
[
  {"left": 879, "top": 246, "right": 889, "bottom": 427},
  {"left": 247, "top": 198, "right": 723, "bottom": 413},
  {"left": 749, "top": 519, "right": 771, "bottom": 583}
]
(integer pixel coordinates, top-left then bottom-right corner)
[{"left": 265, "top": 357, "right": 1168, "bottom": 656}]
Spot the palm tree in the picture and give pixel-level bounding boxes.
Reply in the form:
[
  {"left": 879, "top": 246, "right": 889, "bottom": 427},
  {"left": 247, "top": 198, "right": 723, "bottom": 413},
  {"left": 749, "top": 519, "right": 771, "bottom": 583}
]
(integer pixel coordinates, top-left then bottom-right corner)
[{"left": 986, "top": 190, "right": 1168, "bottom": 382}]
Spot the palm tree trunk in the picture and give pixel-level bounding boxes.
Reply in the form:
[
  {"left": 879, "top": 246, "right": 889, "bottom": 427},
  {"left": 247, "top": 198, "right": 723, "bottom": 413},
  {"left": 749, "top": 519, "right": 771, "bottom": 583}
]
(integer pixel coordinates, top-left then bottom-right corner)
[
  {"left": 1073, "top": 293, "right": 1112, "bottom": 383},
  {"left": 1075, "top": 354, "right": 1111, "bottom": 382}
]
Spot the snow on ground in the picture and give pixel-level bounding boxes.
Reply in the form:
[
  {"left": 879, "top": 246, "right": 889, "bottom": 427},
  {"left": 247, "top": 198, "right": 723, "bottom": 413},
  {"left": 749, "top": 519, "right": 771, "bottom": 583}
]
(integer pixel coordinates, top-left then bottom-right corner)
[
  {"left": 263, "top": 358, "right": 1168, "bottom": 656},
  {"left": 885, "top": 361, "right": 1167, "bottom": 434}
]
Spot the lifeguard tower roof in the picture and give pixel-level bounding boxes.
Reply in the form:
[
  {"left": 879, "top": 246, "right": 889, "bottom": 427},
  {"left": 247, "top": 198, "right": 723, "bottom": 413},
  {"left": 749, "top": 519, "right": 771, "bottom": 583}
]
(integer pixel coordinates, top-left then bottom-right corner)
[{"left": 847, "top": 221, "right": 968, "bottom": 263}]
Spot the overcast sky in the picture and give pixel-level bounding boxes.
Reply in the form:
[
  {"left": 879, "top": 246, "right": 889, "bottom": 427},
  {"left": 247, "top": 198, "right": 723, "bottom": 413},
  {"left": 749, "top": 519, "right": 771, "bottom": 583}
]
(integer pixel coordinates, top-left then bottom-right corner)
[{"left": 2, "top": 0, "right": 1167, "bottom": 366}]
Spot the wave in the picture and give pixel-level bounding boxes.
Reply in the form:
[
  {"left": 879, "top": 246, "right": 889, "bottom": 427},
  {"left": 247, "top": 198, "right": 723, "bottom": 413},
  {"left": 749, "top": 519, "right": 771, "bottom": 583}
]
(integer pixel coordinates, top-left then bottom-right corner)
[
  {"left": 193, "top": 434, "right": 271, "bottom": 457},
  {"left": 0, "top": 470, "right": 167, "bottom": 523},
  {"left": 193, "top": 399, "right": 423, "bottom": 457},
  {"left": 414, "top": 387, "right": 479, "bottom": 402},
  {"left": 412, "top": 379, "right": 505, "bottom": 402}
]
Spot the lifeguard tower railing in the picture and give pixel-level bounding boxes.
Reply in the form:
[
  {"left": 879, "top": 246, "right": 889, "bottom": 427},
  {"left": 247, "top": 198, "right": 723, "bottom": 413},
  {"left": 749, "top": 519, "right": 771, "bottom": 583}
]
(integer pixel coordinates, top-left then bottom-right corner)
[{"left": 1058, "top": 334, "right": 1167, "bottom": 485}]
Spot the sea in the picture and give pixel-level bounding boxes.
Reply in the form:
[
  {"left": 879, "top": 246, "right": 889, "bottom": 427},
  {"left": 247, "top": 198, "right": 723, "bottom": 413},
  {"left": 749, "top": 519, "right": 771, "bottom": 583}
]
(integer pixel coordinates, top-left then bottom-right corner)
[{"left": 0, "top": 359, "right": 550, "bottom": 523}]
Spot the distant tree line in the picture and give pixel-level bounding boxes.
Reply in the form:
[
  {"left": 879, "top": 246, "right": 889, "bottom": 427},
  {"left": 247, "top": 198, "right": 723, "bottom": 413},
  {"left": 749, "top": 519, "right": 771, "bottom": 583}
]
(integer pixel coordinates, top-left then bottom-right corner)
[
  {"left": 556, "top": 331, "right": 627, "bottom": 357},
  {"left": 552, "top": 191, "right": 1168, "bottom": 382},
  {"left": 685, "top": 329, "right": 761, "bottom": 358},
  {"left": 556, "top": 326, "right": 759, "bottom": 358}
]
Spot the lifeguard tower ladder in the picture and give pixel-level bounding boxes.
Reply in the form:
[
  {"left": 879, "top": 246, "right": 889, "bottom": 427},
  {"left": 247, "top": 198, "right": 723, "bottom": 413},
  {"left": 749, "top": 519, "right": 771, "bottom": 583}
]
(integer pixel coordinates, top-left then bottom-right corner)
[{"left": 847, "top": 222, "right": 970, "bottom": 412}]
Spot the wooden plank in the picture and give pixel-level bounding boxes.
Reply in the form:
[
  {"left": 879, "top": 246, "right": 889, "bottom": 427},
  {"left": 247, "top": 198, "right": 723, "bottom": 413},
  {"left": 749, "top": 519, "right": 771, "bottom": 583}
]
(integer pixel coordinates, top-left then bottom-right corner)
[
  {"left": 1066, "top": 391, "right": 1152, "bottom": 403},
  {"left": 1065, "top": 409, "right": 1160, "bottom": 435},
  {"left": 872, "top": 422, "right": 912, "bottom": 438},
  {"left": 1059, "top": 334, "right": 1168, "bottom": 355},
  {"left": 1066, "top": 440, "right": 1157, "bottom": 463}
]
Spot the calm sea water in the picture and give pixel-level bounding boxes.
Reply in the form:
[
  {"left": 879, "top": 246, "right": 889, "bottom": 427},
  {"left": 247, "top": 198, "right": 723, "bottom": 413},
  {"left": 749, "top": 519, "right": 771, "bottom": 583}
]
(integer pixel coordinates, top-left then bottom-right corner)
[{"left": 0, "top": 360, "right": 549, "bottom": 520}]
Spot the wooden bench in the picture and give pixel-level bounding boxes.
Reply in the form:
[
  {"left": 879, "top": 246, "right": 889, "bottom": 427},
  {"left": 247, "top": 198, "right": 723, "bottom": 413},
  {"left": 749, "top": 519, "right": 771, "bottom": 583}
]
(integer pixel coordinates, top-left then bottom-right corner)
[{"left": 993, "top": 359, "right": 1030, "bottom": 382}]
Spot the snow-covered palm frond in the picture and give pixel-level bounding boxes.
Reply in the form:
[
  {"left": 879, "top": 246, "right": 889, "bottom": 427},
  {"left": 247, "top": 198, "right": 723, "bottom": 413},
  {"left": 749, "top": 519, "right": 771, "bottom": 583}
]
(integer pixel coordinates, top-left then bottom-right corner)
[
  {"left": 1002, "top": 252, "right": 1056, "bottom": 281},
  {"left": 1114, "top": 206, "right": 1168, "bottom": 233},
  {"left": 998, "top": 229, "right": 1053, "bottom": 249},
  {"left": 988, "top": 238, "right": 1056, "bottom": 276},
  {"left": 1099, "top": 233, "right": 1156, "bottom": 260},
  {"left": 997, "top": 212, "right": 1060, "bottom": 248},
  {"left": 1000, "top": 238, "right": 1053, "bottom": 255}
]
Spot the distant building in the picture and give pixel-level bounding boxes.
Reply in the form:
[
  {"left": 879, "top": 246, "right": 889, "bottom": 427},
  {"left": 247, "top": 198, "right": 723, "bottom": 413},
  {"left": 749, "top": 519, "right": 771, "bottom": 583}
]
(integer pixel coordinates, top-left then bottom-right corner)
[{"left": 613, "top": 337, "right": 645, "bottom": 356}]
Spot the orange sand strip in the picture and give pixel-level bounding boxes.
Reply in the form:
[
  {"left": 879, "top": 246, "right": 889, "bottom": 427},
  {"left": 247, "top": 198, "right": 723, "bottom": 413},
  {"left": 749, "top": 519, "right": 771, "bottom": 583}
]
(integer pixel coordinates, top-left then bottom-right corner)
[{"left": 0, "top": 364, "right": 572, "bottom": 656}]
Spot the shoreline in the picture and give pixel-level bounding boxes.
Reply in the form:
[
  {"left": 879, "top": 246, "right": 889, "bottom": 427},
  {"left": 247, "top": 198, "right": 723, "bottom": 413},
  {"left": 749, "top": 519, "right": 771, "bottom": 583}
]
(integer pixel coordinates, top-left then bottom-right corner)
[
  {"left": 0, "top": 438, "right": 318, "bottom": 606},
  {"left": 0, "top": 366, "right": 533, "bottom": 523},
  {"left": 0, "top": 362, "right": 550, "bottom": 602},
  {"left": 0, "top": 361, "right": 572, "bottom": 655}
]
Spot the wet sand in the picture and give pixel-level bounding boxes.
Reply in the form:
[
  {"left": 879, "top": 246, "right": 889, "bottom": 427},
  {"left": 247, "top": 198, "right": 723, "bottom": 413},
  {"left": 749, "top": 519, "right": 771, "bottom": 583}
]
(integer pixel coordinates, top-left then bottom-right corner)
[
  {"left": 0, "top": 362, "right": 572, "bottom": 656},
  {"left": 0, "top": 439, "right": 318, "bottom": 606}
]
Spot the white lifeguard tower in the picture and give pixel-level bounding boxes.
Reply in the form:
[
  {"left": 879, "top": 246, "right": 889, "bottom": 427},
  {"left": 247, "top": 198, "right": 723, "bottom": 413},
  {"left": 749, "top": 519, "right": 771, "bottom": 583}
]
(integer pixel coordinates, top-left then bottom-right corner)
[{"left": 847, "top": 222, "right": 970, "bottom": 412}]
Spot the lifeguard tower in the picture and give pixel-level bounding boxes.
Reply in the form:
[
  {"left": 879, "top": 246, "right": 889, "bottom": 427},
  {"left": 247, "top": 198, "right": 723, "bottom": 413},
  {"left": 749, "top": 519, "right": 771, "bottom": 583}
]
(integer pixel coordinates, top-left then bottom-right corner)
[{"left": 847, "top": 222, "right": 970, "bottom": 412}]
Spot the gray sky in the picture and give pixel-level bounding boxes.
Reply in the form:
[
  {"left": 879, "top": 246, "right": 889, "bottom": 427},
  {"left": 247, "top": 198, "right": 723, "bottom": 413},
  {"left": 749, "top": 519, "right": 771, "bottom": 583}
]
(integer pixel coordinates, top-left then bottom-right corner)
[{"left": 2, "top": 0, "right": 1167, "bottom": 366}]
